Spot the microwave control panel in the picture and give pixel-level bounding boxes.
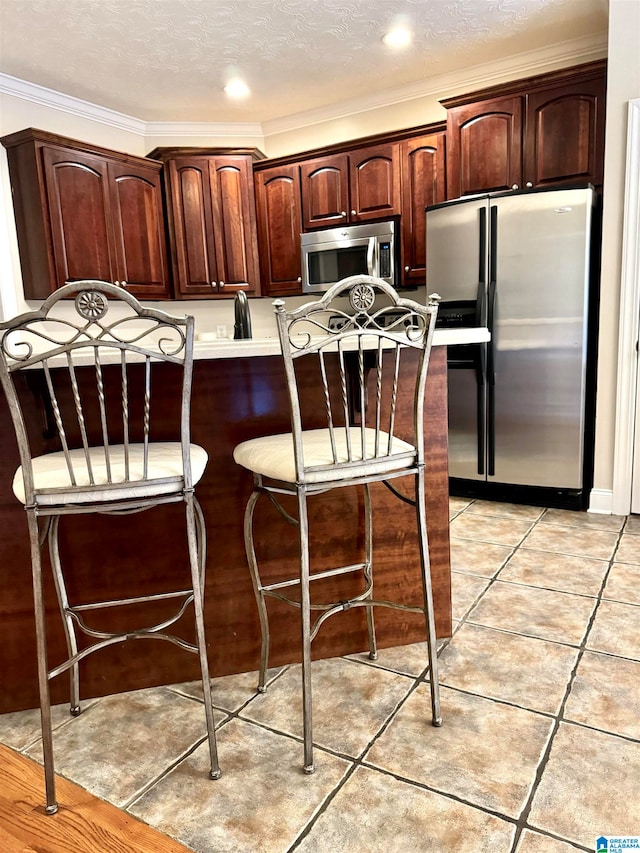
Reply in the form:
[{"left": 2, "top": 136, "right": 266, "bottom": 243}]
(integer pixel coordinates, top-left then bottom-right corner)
[{"left": 379, "top": 241, "right": 392, "bottom": 279}]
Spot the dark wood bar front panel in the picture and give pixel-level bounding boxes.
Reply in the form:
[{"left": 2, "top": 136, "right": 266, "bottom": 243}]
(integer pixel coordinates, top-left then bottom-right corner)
[{"left": 0, "top": 348, "right": 450, "bottom": 713}]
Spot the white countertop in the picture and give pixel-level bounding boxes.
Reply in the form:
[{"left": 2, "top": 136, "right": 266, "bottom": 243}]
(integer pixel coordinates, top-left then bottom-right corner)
[
  {"left": 19, "top": 327, "right": 490, "bottom": 368},
  {"left": 193, "top": 327, "right": 490, "bottom": 359}
]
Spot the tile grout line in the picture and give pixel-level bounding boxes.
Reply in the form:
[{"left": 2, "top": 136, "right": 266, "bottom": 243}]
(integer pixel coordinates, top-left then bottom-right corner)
[
  {"left": 286, "top": 647, "right": 441, "bottom": 851},
  {"left": 506, "top": 516, "right": 626, "bottom": 853}
]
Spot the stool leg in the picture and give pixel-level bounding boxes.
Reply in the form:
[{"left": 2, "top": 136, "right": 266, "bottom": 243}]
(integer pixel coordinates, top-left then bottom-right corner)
[
  {"left": 415, "top": 470, "right": 442, "bottom": 727},
  {"left": 362, "top": 484, "right": 377, "bottom": 661},
  {"left": 244, "top": 489, "right": 270, "bottom": 692},
  {"left": 193, "top": 496, "right": 207, "bottom": 606},
  {"left": 186, "top": 494, "right": 221, "bottom": 780},
  {"left": 298, "top": 488, "right": 315, "bottom": 774},
  {"left": 28, "top": 511, "right": 58, "bottom": 814},
  {"left": 48, "top": 516, "right": 81, "bottom": 716}
]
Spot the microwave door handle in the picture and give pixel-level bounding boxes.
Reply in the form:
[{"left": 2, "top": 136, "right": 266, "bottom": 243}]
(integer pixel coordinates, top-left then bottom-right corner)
[{"left": 367, "top": 237, "right": 375, "bottom": 276}]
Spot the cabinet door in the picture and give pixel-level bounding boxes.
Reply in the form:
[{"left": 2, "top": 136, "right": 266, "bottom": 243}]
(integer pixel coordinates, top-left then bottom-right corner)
[
  {"left": 300, "top": 154, "right": 349, "bottom": 229},
  {"left": 447, "top": 96, "right": 523, "bottom": 198},
  {"left": 166, "top": 158, "right": 219, "bottom": 297},
  {"left": 254, "top": 165, "right": 303, "bottom": 296},
  {"left": 42, "top": 147, "right": 115, "bottom": 288},
  {"left": 400, "top": 133, "right": 446, "bottom": 286},
  {"left": 349, "top": 143, "right": 400, "bottom": 221},
  {"left": 209, "top": 157, "right": 260, "bottom": 294},
  {"left": 524, "top": 76, "right": 606, "bottom": 188},
  {"left": 108, "top": 161, "right": 170, "bottom": 298}
]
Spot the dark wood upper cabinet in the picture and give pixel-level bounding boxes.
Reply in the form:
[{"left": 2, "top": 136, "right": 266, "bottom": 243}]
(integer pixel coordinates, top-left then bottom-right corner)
[
  {"left": 254, "top": 164, "right": 303, "bottom": 297},
  {"left": 446, "top": 96, "right": 523, "bottom": 197},
  {"left": 1, "top": 129, "right": 171, "bottom": 300},
  {"left": 524, "top": 75, "right": 606, "bottom": 189},
  {"left": 153, "top": 150, "right": 261, "bottom": 299},
  {"left": 211, "top": 157, "right": 260, "bottom": 294},
  {"left": 300, "top": 153, "right": 349, "bottom": 229},
  {"left": 443, "top": 60, "right": 606, "bottom": 199},
  {"left": 400, "top": 132, "right": 446, "bottom": 286},
  {"left": 300, "top": 144, "right": 400, "bottom": 229},
  {"left": 42, "top": 147, "right": 115, "bottom": 287},
  {"left": 107, "top": 161, "right": 171, "bottom": 298},
  {"left": 349, "top": 143, "right": 400, "bottom": 222}
]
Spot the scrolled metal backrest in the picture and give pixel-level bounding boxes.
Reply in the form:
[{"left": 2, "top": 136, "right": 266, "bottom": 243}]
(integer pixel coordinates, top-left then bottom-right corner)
[
  {"left": 0, "top": 280, "right": 195, "bottom": 503},
  {"left": 274, "top": 275, "right": 440, "bottom": 479}
]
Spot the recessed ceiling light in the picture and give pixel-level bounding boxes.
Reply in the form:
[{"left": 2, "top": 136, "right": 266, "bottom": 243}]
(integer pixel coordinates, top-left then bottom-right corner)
[
  {"left": 382, "top": 26, "right": 412, "bottom": 48},
  {"left": 224, "top": 79, "right": 250, "bottom": 99}
]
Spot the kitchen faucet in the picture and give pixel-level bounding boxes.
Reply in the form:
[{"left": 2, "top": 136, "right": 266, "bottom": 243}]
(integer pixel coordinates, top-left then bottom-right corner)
[{"left": 233, "top": 291, "right": 252, "bottom": 340}]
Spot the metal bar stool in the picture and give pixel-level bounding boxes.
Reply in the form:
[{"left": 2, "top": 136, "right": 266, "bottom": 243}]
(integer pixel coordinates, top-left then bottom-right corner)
[
  {"left": 233, "top": 274, "right": 442, "bottom": 773},
  {"left": 0, "top": 280, "right": 220, "bottom": 814}
]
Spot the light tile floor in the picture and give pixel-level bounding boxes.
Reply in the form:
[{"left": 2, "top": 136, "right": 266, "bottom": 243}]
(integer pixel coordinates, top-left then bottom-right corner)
[{"left": 2, "top": 498, "right": 639, "bottom": 852}]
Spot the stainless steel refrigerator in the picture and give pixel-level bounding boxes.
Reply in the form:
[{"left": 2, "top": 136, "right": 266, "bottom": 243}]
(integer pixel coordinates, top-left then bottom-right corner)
[{"left": 426, "top": 185, "right": 598, "bottom": 508}]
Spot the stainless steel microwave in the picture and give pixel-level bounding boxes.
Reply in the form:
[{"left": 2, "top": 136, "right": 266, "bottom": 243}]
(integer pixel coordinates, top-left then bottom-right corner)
[{"left": 300, "top": 220, "right": 396, "bottom": 294}]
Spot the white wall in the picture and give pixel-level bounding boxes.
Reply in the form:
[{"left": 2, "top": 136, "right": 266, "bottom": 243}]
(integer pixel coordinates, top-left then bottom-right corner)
[{"left": 590, "top": 0, "right": 640, "bottom": 510}]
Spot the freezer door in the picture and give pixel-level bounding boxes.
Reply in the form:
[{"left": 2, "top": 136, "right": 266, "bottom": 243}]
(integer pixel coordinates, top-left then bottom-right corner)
[
  {"left": 426, "top": 197, "right": 489, "bottom": 317},
  {"left": 489, "top": 188, "right": 593, "bottom": 489},
  {"left": 447, "top": 344, "right": 487, "bottom": 481}
]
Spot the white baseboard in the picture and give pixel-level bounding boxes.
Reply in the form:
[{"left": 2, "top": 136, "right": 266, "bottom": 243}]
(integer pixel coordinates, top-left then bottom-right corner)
[{"left": 588, "top": 488, "right": 614, "bottom": 514}]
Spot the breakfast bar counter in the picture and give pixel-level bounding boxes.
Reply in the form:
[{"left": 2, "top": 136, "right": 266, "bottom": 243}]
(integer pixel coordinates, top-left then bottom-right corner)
[{"left": 0, "top": 329, "right": 488, "bottom": 713}]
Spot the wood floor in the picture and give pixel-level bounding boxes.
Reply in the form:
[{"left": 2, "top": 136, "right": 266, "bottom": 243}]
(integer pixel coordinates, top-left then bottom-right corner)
[{"left": 0, "top": 743, "right": 190, "bottom": 853}]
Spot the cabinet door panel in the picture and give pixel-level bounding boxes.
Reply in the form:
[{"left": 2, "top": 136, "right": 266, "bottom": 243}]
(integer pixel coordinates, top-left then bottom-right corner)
[
  {"left": 108, "top": 162, "right": 170, "bottom": 297},
  {"left": 300, "top": 154, "right": 349, "bottom": 229},
  {"left": 400, "top": 133, "right": 446, "bottom": 286},
  {"left": 349, "top": 143, "right": 400, "bottom": 220},
  {"left": 525, "top": 78, "right": 606, "bottom": 188},
  {"left": 254, "top": 166, "right": 303, "bottom": 296},
  {"left": 210, "top": 158, "right": 259, "bottom": 293},
  {"left": 43, "top": 147, "right": 114, "bottom": 287},
  {"left": 447, "top": 96, "right": 523, "bottom": 197},
  {"left": 168, "top": 159, "right": 218, "bottom": 296}
]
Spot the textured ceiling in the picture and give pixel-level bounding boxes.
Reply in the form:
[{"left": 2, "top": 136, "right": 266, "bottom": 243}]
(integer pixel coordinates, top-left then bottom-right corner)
[{"left": 0, "top": 0, "right": 608, "bottom": 123}]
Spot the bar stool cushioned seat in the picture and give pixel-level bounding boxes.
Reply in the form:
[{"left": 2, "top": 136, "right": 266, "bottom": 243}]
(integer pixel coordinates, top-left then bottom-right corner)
[
  {"left": 13, "top": 442, "right": 209, "bottom": 504},
  {"left": 234, "top": 427, "right": 414, "bottom": 485}
]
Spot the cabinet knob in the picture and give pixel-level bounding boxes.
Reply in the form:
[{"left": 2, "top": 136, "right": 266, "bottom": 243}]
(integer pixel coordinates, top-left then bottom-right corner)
[
  {"left": 341, "top": 211, "right": 347, "bottom": 217},
  {"left": 211, "top": 281, "right": 217, "bottom": 288},
  {"left": 512, "top": 184, "right": 519, "bottom": 190},
  {"left": 220, "top": 281, "right": 225, "bottom": 288},
  {"left": 121, "top": 280, "right": 127, "bottom": 288},
  {"left": 404, "top": 265, "right": 410, "bottom": 273},
  {"left": 297, "top": 276, "right": 302, "bottom": 283},
  {"left": 114, "top": 280, "right": 120, "bottom": 287},
  {"left": 350, "top": 209, "right": 356, "bottom": 216},
  {"left": 525, "top": 182, "right": 533, "bottom": 188}
]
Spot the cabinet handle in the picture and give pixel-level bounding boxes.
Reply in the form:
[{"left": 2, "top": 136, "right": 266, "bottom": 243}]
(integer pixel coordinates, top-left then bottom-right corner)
[
  {"left": 404, "top": 265, "right": 410, "bottom": 272},
  {"left": 350, "top": 209, "right": 356, "bottom": 216},
  {"left": 341, "top": 211, "right": 347, "bottom": 217},
  {"left": 511, "top": 184, "right": 519, "bottom": 190},
  {"left": 219, "top": 281, "right": 225, "bottom": 288},
  {"left": 211, "top": 281, "right": 217, "bottom": 288},
  {"left": 121, "top": 280, "right": 127, "bottom": 288},
  {"left": 297, "top": 276, "right": 302, "bottom": 283},
  {"left": 525, "top": 182, "right": 533, "bottom": 188},
  {"left": 114, "top": 280, "right": 120, "bottom": 287}
]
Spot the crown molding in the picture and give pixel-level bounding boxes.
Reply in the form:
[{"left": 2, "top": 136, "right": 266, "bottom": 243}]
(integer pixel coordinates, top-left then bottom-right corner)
[
  {"left": 0, "top": 73, "right": 265, "bottom": 141},
  {"left": 1, "top": 31, "right": 607, "bottom": 143},
  {"left": 144, "top": 121, "right": 264, "bottom": 139},
  {"left": 0, "top": 73, "right": 147, "bottom": 135},
  {"left": 261, "top": 32, "right": 608, "bottom": 137}
]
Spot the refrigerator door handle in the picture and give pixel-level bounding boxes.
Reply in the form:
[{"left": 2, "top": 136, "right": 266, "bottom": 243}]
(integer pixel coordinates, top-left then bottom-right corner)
[
  {"left": 476, "top": 207, "right": 487, "bottom": 325},
  {"left": 476, "top": 343, "right": 486, "bottom": 476},
  {"left": 487, "top": 204, "right": 498, "bottom": 477}
]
